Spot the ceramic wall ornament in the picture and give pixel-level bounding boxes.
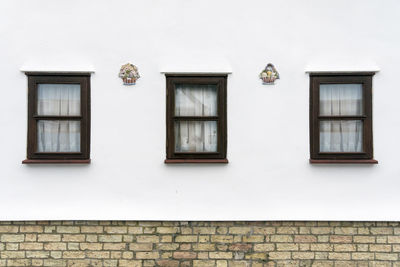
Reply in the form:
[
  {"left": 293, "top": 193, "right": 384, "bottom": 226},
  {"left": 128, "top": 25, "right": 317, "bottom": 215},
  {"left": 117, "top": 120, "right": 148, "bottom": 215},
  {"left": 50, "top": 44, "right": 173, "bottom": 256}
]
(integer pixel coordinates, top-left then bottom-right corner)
[
  {"left": 259, "top": 63, "right": 279, "bottom": 85},
  {"left": 119, "top": 63, "right": 140, "bottom": 85}
]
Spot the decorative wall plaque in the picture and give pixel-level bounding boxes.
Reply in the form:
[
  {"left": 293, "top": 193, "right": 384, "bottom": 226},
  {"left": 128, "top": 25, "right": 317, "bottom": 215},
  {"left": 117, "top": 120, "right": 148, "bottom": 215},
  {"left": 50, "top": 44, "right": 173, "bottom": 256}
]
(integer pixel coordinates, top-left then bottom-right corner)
[
  {"left": 119, "top": 63, "right": 140, "bottom": 85},
  {"left": 259, "top": 63, "right": 279, "bottom": 84}
]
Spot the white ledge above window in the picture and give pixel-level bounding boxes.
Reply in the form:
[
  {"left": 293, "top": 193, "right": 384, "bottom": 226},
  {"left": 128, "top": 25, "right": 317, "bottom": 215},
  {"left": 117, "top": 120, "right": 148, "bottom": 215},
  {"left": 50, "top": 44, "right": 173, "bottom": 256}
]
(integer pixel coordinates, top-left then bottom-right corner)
[
  {"left": 20, "top": 65, "right": 95, "bottom": 74},
  {"left": 305, "top": 66, "right": 380, "bottom": 74}
]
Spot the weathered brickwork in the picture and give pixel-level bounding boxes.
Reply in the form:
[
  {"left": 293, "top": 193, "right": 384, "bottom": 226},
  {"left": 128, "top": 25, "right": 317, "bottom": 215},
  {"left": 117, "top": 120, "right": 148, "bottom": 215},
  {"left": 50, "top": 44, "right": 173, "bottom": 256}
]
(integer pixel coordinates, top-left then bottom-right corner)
[{"left": 1, "top": 221, "right": 400, "bottom": 266}]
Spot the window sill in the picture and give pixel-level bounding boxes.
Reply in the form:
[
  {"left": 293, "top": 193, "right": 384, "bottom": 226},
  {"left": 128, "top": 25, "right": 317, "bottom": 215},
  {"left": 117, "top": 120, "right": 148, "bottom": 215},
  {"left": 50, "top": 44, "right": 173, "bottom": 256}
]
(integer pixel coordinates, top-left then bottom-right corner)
[
  {"left": 22, "top": 159, "right": 91, "bottom": 164},
  {"left": 164, "top": 159, "right": 228, "bottom": 164},
  {"left": 309, "top": 159, "right": 378, "bottom": 164}
]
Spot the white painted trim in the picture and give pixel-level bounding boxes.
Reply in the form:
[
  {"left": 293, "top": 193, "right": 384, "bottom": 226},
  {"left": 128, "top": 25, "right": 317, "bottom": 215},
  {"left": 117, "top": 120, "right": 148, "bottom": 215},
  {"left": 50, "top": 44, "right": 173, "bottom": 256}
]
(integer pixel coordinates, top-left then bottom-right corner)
[
  {"left": 20, "top": 66, "right": 95, "bottom": 74},
  {"left": 305, "top": 67, "right": 380, "bottom": 74}
]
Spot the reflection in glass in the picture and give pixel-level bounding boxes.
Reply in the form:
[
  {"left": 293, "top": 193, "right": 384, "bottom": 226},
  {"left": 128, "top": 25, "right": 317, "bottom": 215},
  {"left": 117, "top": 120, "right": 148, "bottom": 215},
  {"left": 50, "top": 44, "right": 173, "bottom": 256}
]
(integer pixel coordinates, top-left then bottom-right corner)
[
  {"left": 320, "top": 120, "right": 363, "bottom": 152},
  {"left": 175, "top": 121, "right": 217, "bottom": 152},
  {"left": 175, "top": 84, "right": 217, "bottom": 116},
  {"left": 37, "top": 84, "right": 81, "bottom": 116},
  {"left": 37, "top": 120, "right": 80, "bottom": 152},
  {"left": 320, "top": 84, "right": 362, "bottom": 116}
]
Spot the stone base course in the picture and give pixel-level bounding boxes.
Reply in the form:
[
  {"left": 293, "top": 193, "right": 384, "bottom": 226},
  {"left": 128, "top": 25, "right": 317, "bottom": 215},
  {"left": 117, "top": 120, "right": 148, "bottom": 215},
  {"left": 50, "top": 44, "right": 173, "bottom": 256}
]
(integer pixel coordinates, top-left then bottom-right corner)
[{"left": 0, "top": 221, "right": 400, "bottom": 266}]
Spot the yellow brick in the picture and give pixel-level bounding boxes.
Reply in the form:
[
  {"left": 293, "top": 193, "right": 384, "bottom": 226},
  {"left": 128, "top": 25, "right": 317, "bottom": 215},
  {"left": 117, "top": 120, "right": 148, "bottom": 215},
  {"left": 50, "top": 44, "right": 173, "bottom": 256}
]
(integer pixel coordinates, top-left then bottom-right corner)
[
  {"left": 292, "top": 252, "right": 314, "bottom": 259},
  {"left": 209, "top": 252, "right": 232, "bottom": 259},
  {"left": 1, "top": 251, "right": 25, "bottom": 258},
  {"left": 311, "top": 227, "right": 333, "bottom": 234},
  {"left": 351, "top": 252, "right": 374, "bottom": 260},
  {"left": 43, "top": 259, "right": 67, "bottom": 266},
  {"left": 175, "top": 235, "right": 198, "bottom": 243},
  {"left": 334, "top": 227, "right": 357, "bottom": 235},
  {"left": 128, "top": 227, "right": 143, "bottom": 234},
  {"left": 334, "top": 244, "right": 356, "bottom": 252},
  {"left": 105, "top": 227, "right": 127, "bottom": 234},
  {"left": 253, "top": 227, "right": 275, "bottom": 235},
  {"left": 270, "top": 235, "right": 293, "bottom": 243},
  {"left": 254, "top": 244, "right": 274, "bottom": 252},
  {"left": 211, "top": 235, "right": 234, "bottom": 243},
  {"left": 276, "top": 243, "right": 298, "bottom": 251},
  {"left": 98, "top": 235, "right": 123, "bottom": 243},
  {"left": 193, "top": 227, "right": 216, "bottom": 234},
  {"left": 375, "top": 253, "right": 398, "bottom": 261},
  {"left": 369, "top": 244, "right": 391, "bottom": 252},
  {"left": 328, "top": 252, "right": 351, "bottom": 260},
  {"left": 157, "top": 243, "right": 180, "bottom": 251},
  {"left": 62, "top": 251, "right": 85, "bottom": 259},
  {"left": 227, "top": 261, "right": 248, "bottom": 267},
  {"left": 19, "top": 242, "right": 44, "bottom": 250},
  {"left": 136, "top": 235, "right": 159, "bottom": 243},
  {"left": 242, "top": 235, "right": 264, "bottom": 242},
  {"left": 81, "top": 226, "right": 103, "bottom": 233},
  {"left": 0, "top": 226, "right": 19, "bottom": 233},
  {"left": 370, "top": 227, "right": 393, "bottom": 235},
  {"left": 229, "top": 227, "right": 252, "bottom": 235},
  {"left": 157, "top": 227, "right": 180, "bottom": 234},
  {"left": 86, "top": 251, "right": 110, "bottom": 258},
  {"left": 388, "top": 236, "right": 400, "bottom": 243},
  {"left": 156, "top": 259, "right": 180, "bottom": 267},
  {"left": 80, "top": 243, "right": 102, "bottom": 250},
  {"left": 268, "top": 252, "right": 291, "bottom": 260},
  {"left": 20, "top": 226, "right": 43, "bottom": 233},
  {"left": 44, "top": 243, "right": 67, "bottom": 250},
  {"left": 6, "top": 259, "right": 31, "bottom": 266},
  {"left": 62, "top": 234, "right": 85, "bottom": 242},
  {"left": 276, "top": 227, "right": 298, "bottom": 234},
  {"left": 244, "top": 253, "right": 267, "bottom": 260},
  {"left": 1, "top": 234, "right": 24, "bottom": 242},
  {"left": 353, "top": 236, "right": 375, "bottom": 243},
  {"left": 193, "top": 260, "right": 215, "bottom": 267},
  {"left": 192, "top": 244, "right": 215, "bottom": 251},
  {"left": 118, "top": 260, "right": 142, "bottom": 267},
  {"left": 26, "top": 251, "right": 49, "bottom": 258},
  {"left": 56, "top": 226, "right": 80, "bottom": 233},
  {"left": 129, "top": 243, "right": 153, "bottom": 251},
  {"left": 136, "top": 252, "right": 160, "bottom": 259}
]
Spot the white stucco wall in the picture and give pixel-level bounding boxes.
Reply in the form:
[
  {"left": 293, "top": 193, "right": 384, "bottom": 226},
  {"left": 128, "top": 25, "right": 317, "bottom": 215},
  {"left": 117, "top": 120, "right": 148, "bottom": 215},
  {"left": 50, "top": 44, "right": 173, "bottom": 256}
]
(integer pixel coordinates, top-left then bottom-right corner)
[{"left": 0, "top": 0, "right": 399, "bottom": 220}]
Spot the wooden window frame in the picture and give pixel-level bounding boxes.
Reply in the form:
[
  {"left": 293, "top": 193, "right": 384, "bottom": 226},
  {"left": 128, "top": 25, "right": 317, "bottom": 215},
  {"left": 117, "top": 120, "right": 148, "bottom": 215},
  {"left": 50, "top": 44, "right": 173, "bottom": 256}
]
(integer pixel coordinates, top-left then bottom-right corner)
[
  {"left": 165, "top": 74, "right": 228, "bottom": 163},
  {"left": 23, "top": 73, "right": 91, "bottom": 164},
  {"left": 309, "top": 72, "right": 377, "bottom": 164}
]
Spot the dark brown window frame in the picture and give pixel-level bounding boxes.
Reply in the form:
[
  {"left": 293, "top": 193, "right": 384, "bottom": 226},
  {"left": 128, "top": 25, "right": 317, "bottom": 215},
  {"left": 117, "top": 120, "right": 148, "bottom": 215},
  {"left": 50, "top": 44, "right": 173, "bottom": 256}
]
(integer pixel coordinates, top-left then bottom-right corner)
[
  {"left": 22, "top": 72, "right": 91, "bottom": 164},
  {"left": 309, "top": 72, "right": 377, "bottom": 164},
  {"left": 165, "top": 74, "right": 228, "bottom": 163}
]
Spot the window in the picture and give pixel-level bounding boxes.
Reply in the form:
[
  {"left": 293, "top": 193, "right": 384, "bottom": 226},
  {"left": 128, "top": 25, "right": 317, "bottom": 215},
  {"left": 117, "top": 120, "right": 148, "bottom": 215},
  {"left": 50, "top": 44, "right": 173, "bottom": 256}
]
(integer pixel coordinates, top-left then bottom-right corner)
[
  {"left": 309, "top": 73, "right": 377, "bottom": 163},
  {"left": 165, "top": 75, "right": 227, "bottom": 163},
  {"left": 23, "top": 73, "right": 90, "bottom": 163}
]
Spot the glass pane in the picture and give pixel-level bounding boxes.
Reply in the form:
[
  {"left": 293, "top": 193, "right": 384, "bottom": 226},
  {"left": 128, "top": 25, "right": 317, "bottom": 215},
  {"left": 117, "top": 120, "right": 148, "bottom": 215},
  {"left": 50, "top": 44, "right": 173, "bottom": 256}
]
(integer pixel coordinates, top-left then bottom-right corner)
[
  {"left": 37, "top": 120, "right": 80, "bottom": 152},
  {"left": 37, "top": 84, "right": 81, "bottom": 116},
  {"left": 175, "top": 84, "right": 217, "bottom": 116},
  {"left": 320, "top": 120, "right": 363, "bottom": 152},
  {"left": 320, "top": 84, "right": 363, "bottom": 116},
  {"left": 174, "top": 121, "right": 217, "bottom": 152}
]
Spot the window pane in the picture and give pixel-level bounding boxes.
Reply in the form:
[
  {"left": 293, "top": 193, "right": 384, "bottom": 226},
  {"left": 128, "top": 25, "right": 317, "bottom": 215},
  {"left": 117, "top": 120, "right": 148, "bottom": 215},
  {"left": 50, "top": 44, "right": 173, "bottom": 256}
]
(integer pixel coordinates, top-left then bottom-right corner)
[
  {"left": 37, "top": 120, "right": 80, "bottom": 152},
  {"left": 320, "top": 84, "right": 362, "bottom": 116},
  {"left": 174, "top": 121, "right": 217, "bottom": 152},
  {"left": 37, "top": 84, "right": 81, "bottom": 116},
  {"left": 175, "top": 84, "right": 217, "bottom": 116},
  {"left": 320, "top": 120, "right": 363, "bottom": 152}
]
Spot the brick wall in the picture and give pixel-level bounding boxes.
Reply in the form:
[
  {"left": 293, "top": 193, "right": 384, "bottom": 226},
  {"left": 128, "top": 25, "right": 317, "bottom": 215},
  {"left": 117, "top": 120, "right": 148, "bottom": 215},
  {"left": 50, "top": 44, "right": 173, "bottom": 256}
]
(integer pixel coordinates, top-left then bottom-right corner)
[{"left": 0, "top": 221, "right": 400, "bottom": 266}]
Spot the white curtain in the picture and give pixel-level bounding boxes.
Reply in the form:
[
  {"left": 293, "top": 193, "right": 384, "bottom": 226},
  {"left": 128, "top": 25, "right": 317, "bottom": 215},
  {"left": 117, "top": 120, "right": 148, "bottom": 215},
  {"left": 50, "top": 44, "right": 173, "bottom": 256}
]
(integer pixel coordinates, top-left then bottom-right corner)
[
  {"left": 319, "top": 84, "right": 363, "bottom": 152},
  {"left": 37, "top": 84, "right": 81, "bottom": 152},
  {"left": 174, "top": 84, "right": 218, "bottom": 152}
]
